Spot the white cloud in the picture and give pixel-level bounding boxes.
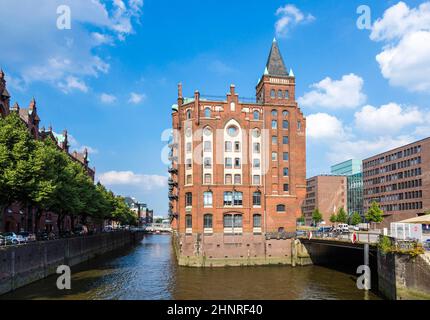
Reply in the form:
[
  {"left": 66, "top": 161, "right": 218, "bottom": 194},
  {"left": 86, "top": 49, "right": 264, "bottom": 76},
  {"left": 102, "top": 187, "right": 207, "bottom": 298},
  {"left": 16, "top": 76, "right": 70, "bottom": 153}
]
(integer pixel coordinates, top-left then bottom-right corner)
[
  {"left": 0, "top": 0, "right": 143, "bottom": 92},
  {"left": 370, "top": 1, "right": 430, "bottom": 92},
  {"left": 58, "top": 76, "right": 89, "bottom": 93},
  {"left": 298, "top": 74, "right": 366, "bottom": 109},
  {"left": 100, "top": 93, "right": 117, "bottom": 104},
  {"left": 354, "top": 103, "right": 424, "bottom": 134},
  {"left": 128, "top": 92, "right": 146, "bottom": 104},
  {"left": 275, "top": 4, "right": 315, "bottom": 37},
  {"left": 99, "top": 171, "right": 167, "bottom": 191},
  {"left": 306, "top": 113, "right": 346, "bottom": 140}
]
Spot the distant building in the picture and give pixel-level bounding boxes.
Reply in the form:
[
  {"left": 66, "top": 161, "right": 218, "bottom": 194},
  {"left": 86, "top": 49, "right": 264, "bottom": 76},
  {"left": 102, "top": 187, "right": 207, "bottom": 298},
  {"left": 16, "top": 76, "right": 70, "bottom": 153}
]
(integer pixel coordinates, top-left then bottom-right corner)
[
  {"left": 124, "top": 197, "right": 153, "bottom": 225},
  {"left": 302, "top": 175, "right": 347, "bottom": 226},
  {"left": 331, "top": 159, "right": 364, "bottom": 218},
  {"left": 363, "top": 137, "right": 430, "bottom": 228}
]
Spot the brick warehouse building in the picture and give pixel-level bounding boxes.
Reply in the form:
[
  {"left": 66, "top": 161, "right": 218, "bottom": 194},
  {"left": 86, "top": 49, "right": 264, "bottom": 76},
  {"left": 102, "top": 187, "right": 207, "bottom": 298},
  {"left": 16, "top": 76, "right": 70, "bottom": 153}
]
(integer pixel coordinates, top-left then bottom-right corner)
[
  {"left": 0, "top": 69, "right": 96, "bottom": 233},
  {"left": 363, "top": 138, "right": 430, "bottom": 229},
  {"left": 168, "top": 40, "right": 307, "bottom": 266}
]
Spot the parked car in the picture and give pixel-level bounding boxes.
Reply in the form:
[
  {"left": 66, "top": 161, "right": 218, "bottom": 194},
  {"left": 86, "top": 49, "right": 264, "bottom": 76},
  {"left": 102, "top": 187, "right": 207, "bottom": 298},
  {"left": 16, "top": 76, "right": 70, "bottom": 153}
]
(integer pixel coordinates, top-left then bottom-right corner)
[
  {"left": 349, "top": 225, "right": 360, "bottom": 231},
  {"left": 336, "top": 224, "right": 350, "bottom": 233},
  {"left": 18, "top": 232, "right": 36, "bottom": 242},
  {"left": 36, "top": 231, "right": 56, "bottom": 241},
  {"left": 0, "top": 235, "right": 5, "bottom": 245},
  {"left": 317, "top": 226, "right": 332, "bottom": 233},
  {"left": 3, "top": 232, "right": 26, "bottom": 245}
]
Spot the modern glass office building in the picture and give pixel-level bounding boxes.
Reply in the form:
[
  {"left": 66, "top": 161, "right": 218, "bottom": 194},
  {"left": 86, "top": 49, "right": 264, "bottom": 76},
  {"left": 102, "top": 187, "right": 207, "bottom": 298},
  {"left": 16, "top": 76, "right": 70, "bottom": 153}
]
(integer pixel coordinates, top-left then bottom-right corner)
[{"left": 331, "top": 159, "right": 364, "bottom": 217}]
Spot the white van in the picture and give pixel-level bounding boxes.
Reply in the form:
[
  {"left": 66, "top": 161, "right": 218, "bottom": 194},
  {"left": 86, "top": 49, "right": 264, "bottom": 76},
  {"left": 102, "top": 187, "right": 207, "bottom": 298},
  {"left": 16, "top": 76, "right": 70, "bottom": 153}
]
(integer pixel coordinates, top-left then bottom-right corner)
[{"left": 337, "top": 224, "right": 350, "bottom": 233}]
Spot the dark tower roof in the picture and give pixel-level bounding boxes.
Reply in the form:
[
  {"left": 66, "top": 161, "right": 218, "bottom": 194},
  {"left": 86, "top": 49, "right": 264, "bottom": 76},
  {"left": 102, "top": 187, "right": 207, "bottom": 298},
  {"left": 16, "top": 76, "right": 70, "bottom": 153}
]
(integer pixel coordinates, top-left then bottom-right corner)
[{"left": 265, "top": 38, "right": 288, "bottom": 76}]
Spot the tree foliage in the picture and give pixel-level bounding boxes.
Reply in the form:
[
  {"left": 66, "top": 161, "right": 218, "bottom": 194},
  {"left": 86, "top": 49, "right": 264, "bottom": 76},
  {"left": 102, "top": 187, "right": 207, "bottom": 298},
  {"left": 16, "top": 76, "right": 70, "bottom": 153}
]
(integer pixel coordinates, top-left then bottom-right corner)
[
  {"left": 0, "top": 112, "right": 136, "bottom": 231},
  {"left": 329, "top": 213, "right": 337, "bottom": 224},
  {"left": 336, "top": 207, "right": 348, "bottom": 224},
  {"left": 365, "top": 201, "right": 384, "bottom": 224},
  {"left": 350, "top": 212, "right": 362, "bottom": 226},
  {"left": 312, "top": 209, "right": 323, "bottom": 225}
]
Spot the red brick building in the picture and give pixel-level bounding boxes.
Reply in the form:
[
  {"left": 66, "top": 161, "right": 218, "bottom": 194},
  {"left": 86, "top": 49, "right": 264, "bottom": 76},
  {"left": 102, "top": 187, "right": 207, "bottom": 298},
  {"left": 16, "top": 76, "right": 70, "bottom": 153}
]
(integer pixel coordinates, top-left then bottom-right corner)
[
  {"left": 169, "top": 40, "right": 306, "bottom": 266},
  {"left": 0, "top": 69, "right": 96, "bottom": 233},
  {"left": 363, "top": 138, "right": 430, "bottom": 228}
]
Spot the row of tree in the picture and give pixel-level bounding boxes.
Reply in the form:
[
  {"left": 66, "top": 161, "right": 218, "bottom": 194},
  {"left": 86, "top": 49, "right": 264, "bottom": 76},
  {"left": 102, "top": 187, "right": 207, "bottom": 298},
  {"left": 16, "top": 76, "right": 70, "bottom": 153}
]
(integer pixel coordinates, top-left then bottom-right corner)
[
  {"left": 0, "top": 112, "right": 137, "bottom": 232},
  {"left": 301, "top": 201, "right": 384, "bottom": 226}
]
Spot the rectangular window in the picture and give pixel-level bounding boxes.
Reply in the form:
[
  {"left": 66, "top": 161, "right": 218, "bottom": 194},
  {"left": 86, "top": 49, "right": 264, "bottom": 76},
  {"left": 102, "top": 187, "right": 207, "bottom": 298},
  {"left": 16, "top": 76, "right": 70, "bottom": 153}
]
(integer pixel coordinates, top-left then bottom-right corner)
[
  {"left": 283, "top": 152, "right": 289, "bottom": 161},
  {"left": 186, "top": 158, "right": 192, "bottom": 169},
  {"left": 234, "top": 174, "right": 241, "bottom": 184},
  {"left": 186, "top": 174, "right": 192, "bottom": 185},
  {"left": 204, "top": 173, "right": 211, "bottom": 184},
  {"left": 224, "top": 192, "right": 233, "bottom": 206},
  {"left": 253, "top": 175, "right": 261, "bottom": 185},
  {"left": 272, "top": 120, "right": 277, "bottom": 129},
  {"left": 186, "top": 142, "right": 192, "bottom": 153},
  {"left": 283, "top": 184, "right": 289, "bottom": 192},
  {"left": 225, "top": 141, "right": 232, "bottom": 152},
  {"left": 283, "top": 136, "right": 289, "bottom": 144},
  {"left": 297, "top": 120, "right": 302, "bottom": 131},
  {"left": 234, "top": 142, "right": 240, "bottom": 152},
  {"left": 253, "top": 192, "right": 261, "bottom": 206},
  {"left": 253, "top": 159, "right": 260, "bottom": 168},
  {"left": 272, "top": 152, "right": 277, "bottom": 161},
  {"left": 234, "top": 158, "right": 241, "bottom": 168},
  {"left": 253, "top": 214, "right": 262, "bottom": 228},
  {"left": 204, "top": 141, "right": 211, "bottom": 152},
  {"left": 203, "top": 192, "right": 213, "bottom": 207},
  {"left": 283, "top": 167, "right": 289, "bottom": 176},
  {"left": 204, "top": 214, "right": 213, "bottom": 229},
  {"left": 272, "top": 136, "right": 278, "bottom": 145},
  {"left": 225, "top": 174, "right": 232, "bottom": 184},
  {"left": 185, "top": 192, "right": 192, "bottom": 207},
  {"left": 283, "top": 120, "right": 289, "bottom": 129},
  {"left": 233, "top": 192, "right": 243, "bottom": 206},
  {"left": 253, "top": 143, "right": 260, "bottom": 153},
  {"left": 185, "top": 215, "right": 192, "bottom": 229},
  {"left": 225, "top": 157, "right": 232, "bottom": 168},
  {"left": 204, "top": 157, "right": 212, "bottom": 169}
]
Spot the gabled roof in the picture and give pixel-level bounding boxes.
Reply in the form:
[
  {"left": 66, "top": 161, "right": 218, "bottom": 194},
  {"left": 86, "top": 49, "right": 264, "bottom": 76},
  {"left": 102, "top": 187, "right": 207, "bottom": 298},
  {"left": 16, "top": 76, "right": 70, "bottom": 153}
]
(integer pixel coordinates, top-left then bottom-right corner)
[{"left": 265, "top": 38, "right": 288, "bottom": 76}]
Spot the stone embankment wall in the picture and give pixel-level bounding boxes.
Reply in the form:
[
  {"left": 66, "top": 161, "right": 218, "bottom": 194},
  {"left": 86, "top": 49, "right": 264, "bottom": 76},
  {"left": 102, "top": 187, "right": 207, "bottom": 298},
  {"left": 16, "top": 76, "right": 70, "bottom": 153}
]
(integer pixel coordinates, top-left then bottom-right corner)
[{"left": 0, "top": 231, "right": 143, "bottom": 295}]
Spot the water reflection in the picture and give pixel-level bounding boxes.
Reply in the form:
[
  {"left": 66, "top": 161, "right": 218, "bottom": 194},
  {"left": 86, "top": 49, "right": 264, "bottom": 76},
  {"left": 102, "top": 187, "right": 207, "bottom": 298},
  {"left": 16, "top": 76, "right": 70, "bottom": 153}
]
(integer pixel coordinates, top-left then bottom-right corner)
[{"left": 1, "top": 234, "right": 380, "bottom": 300}]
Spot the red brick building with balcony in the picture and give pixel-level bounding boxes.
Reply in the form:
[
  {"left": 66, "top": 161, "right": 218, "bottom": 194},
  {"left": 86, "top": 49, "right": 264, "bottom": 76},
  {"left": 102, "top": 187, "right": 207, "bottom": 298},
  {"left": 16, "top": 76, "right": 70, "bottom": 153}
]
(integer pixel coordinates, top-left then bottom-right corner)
[{"left": 169, "top": 40, "right": 306, "bottom": 266}]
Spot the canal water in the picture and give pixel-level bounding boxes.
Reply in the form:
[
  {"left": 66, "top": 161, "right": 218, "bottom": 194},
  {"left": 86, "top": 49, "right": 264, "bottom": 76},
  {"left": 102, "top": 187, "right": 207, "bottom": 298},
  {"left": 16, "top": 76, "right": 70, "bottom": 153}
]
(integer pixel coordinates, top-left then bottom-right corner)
[{"left": 2, "top": 234, "right": 381, "bottom": 300}]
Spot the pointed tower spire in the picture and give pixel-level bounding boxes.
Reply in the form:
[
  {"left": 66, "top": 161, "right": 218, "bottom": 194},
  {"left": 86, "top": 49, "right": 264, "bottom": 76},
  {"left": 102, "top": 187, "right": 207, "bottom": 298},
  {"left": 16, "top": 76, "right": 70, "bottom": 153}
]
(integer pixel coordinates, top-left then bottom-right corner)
[
  {"left": 289, "top": 68, "right": 295, "bottom": 77},
  {"left": 265, "top": 39, "right": 288, "bottom": 76},
  {"left": 29, "top": 97, "right": 36, "bottom": 111}
]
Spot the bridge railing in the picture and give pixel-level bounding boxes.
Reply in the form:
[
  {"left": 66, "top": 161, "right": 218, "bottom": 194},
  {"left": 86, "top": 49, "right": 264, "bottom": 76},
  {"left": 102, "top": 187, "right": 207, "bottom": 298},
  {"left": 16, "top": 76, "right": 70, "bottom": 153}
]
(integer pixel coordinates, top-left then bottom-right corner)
[{"left": 297, "top": 231, "right": 379, "bottom": 244}]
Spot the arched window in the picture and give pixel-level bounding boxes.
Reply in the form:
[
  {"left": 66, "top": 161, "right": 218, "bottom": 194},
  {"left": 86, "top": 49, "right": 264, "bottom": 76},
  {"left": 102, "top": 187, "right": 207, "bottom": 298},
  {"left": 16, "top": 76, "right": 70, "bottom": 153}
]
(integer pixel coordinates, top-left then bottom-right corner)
[
  {"left": 253, "top": 110, "right": 260, "bottom": 120},
  {"left": 186, "top": 109, "right": 192, "bottom": 119},
  {"left": 253, "top": 192, "right": 261, "bottom": 206},
  {"left": 185, "top": 214, "right": 192, "bottom": 229},
  {"left": 278, "top": 90, "right": 283, "bottom": 99},
  {"left": 204, "top": 107, "right": 211, "bottom": 118},
  {"left": 276, "top": 204, "right": 286, "bottom": 212},
  {"left": 252, "top": 128, "right": 261, "bottom": 138},
  {"left": 285, "top": 90, "right": 289, "bottom": 99},
  {"left": 203, "top": 191, "right": 212, "bottom": 207},
  {"left": 283, "top": 110, "right": 289, "bottom": 117},
  {"left": 270, "top": 89, "right": 275, "bottom": 98},
  {"left": 253, "top": 214, "right": 262, "bottom": 228},
  {"left": 271, "top": 109, "right": 278, "bottom": 117},
  {"left": 203, "top": 126, "right": 212, "bottom": 136},
  {"left": 227, "top": 125, "right": 239, "bottom": 137},
  {"left": 204, "top": 214, "right": 213, "bottom": 229},
  {"left": 223, "top": 214, "right": 243, "bottom": 234}
]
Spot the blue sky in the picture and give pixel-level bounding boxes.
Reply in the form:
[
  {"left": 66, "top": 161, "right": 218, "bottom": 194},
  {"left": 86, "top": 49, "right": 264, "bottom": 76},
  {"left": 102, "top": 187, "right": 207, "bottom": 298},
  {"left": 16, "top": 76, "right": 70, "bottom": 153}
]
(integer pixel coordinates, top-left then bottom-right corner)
[{"left": 1, "top": 0, "right": 429, "bottom": 215}]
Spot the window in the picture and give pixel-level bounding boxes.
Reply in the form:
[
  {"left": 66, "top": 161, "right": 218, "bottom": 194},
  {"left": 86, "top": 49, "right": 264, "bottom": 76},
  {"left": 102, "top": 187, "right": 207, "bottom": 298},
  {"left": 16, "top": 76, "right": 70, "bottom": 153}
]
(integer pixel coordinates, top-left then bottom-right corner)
[
  {"left": 204, "top": 214, "right": 213, "bottom": 229},
  {"left": 233, "top": 192, "right": 243, "bottom": 206},
  {"left": 283, "top": 152, "right": 289, "bottom": 161},
  {"left": 203, "top": 192, "right": 213, "bottom": 207},
  {"left": 225, "top": 157, "right": 232, "bottom": 168},
  {"left": 253, "top": 175, "right": 261, "bottom": 185},
  {"left": 233, "top": 214, "right": 242, "bottom": 228},
  {"left": 234, "top": 141, "right": 240, "bottom": 152},
  {"left": 253, "top": 143, "right": 260, "bottom": 153},
  {"left": 283, "top": 167, "right": 289, "bottom": 176},
  {"left": 204, "top": 141, "right": 211, "bottom": 152},
  {"left": 223, "top": 191, "right": 233, "bottom": 205},
  {"left": 204, "top": 108, "right": 211, "bottom": 118},
  {"left": 253, "top": 214, "right": 262, "bottom": 228},
  {"left": 285, "top": 90, "right": 289, "bottom": 99},
  {"left": 283, "top": 184, "right": 289, "bottom": 192},
  {"left": 270, "top": 89, "right": 275, "bottom": 98},
  {"left": 272, "top": 152, "right": 278, "bottom": 161},
  {"left": 253, "top": 110, "right": 260, "bottom": 120},
  {"left": 186, "top": 142, "right": 192, "bottom": 153},
  {"left": 185, "top": 128, "right": 192, "bottom": 137},
  {"left": 252, "top": 128, "right": 261, "bottom": 138},
  {"left": 227, "top": 125, "right": 239, "bottom": 137},
  {"left": 283, "top": 120, "right": 289, "bottom": 129},
  {"left": 186, "top": 158, "right": 192, "bottom": 169},
  {"left": 203, "top": 127, "right": 212, "bottom": 136},
  {"left": 272, "top": 109, "right": 278, "bottom": 117},
  {"left": 234, "top": 158, "right": 241, "bottom": 168},
  {"left": 185, "top": 215, "right": 192, "bottom": 229},
  {"left": 186, "top": 174, "right": 192, "bottom": 185},
  {"left": 283, "top": 110, "right": 289, "bottom": 117},
  {"left": 225, "top": 174, "right": 232, "bottom": 184},
  {"left": 283, "top": 136, "right": 289, "bottom": 144},
  {"left": 224, "top": 214, "right": 233, "bottom": 228},
  {"left": 278, "top": 90, "right": 283, "bottom": 99},
  {"left": 277, "top": 204, "right": 286, "bottom": 212},
  {"left": 297, "top": 120, "right": 302, "bottom": 131},
  {"left": 272, "top": 136, "right": 278, "bottom": 145},
  {"left": 224, "top": 214, "right": 243, "bottom": 233},
  {"left": 234, "top": 174, "right": 242, "bottom": 184},
  {"left": 204, "top": 157, "right": 212, "bottom": 169},
  {"left": 253, "top": 159, "right": 260, "bottom": 168},
  {"left": 185, "top": 192, "right": 192, "bottom": 207},
  {"left": 225, "top": 141, "right": 232, "bottom": 152},
  {"left": 186, "top": 109, "right": 192, "bottom": 119},
  {"left": 272, "top": 120, "right": 277, "bottom": 129},
  {"left": 253, "top": 192, "right": 261, "bottom": 206},
  {"left": 204, "top": 174, "right": 212, "bottom": 184}
]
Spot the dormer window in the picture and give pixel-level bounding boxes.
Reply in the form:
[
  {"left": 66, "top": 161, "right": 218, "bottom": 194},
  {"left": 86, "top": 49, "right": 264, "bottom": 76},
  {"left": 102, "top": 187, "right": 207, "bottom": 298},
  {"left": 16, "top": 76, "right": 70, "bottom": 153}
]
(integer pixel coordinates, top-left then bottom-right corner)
[{"left": 253, "top": 110, "right": 260, "bottom": 120}]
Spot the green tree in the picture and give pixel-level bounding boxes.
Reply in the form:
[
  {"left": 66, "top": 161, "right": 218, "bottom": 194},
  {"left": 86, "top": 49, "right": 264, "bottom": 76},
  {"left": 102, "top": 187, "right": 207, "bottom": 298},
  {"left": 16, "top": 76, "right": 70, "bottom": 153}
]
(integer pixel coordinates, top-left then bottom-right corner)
[
  {"left": 336, "top": 207, "right": 348, "bottom": 224},
  {"left": 365, "top": 201, "right": 384, "bottom": 224},
  {"left": 297, "top": 215, "right": 305, "bottom": 225},
  {"left": 312, "top": 209, "right": 323, "bottom": 225},
  {"left": 350, "top": 212, "right": 362, "bottom": 226},
  {"left": 329, "top": 213, "right": 337, "bottom": 224}
]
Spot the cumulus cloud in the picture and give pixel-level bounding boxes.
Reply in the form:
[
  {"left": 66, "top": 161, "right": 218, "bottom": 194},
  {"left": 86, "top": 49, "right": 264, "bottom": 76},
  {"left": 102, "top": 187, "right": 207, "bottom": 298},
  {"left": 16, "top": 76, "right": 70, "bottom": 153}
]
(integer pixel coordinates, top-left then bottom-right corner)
[
  {"left": 128, "top": 92, "right": 146, "bottom": 104},
  {"left": 0, "top": 0, "right": 143, "bottom": 93},
  {"left": 298, "top": 74, "right": 366, "bottom": 109},
  {"left": 306, "top": 113, "right": 346, "bottom": 140},
  {"left": 370, "top": 1, "right": 430, "bottom": 92},
  {"left": 275, "top": 4, "right": 315, "bottom": 37},
  {"left": 354, "top": 103, "right": 424, "bottom": 134},
  {"left": 99, "top": 171, "right": 168, "bottom": 191},
  {"left": 100, "top": 93, "right": 117, "bottom": 104}
]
